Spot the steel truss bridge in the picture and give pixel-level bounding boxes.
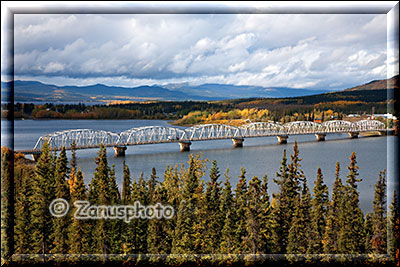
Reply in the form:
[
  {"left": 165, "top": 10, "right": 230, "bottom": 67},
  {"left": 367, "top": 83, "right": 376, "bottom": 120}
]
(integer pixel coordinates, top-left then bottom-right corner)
[{"left": 18, "top": 119, "right": 389, "bottom": 158}]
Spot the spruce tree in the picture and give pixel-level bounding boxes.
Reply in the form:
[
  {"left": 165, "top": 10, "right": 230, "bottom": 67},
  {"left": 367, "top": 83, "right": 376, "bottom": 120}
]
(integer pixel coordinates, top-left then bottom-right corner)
[
  {"left": 136, "top": 173, "right": 149, "bottom": 254},
  {"left": 87, "top": 144, "right": 110, "bottom": 254},
  {"left": 323, "top": 162, "right": 344, "bottom": 253},
  {"left": 219, "top": 169, "right": 236, "bottom": 254},
  {"left": 172, "top": 155, "right": 202, "bottom": 254},
  {"left": 148, "top": 167, "right": 158, "bottom": 203},
  {"left": 68, "top": 141, "right": 77, "bottom": 193},
  {"left": 271, "top": 149, "right": 290, "bottom": 253},
  {"left": 203, "top": 160, "right": 223, "bottom": 254},
  {"left": 234, "top": 167, "right": 248, "bottom": 253},
  {"left": 364, "top": 212, "right": 373, "bottom": 253},
  {"left": 287, "top": 177, "right": 312, "bottom": 254},
  {"left": 161, "top": 165, "right": 181, "bottom": 253},
  {"left": 51, "top": 147, "right": 71, "bottom": 254},
  {"left": 14, "top": 164, "right": 33, "bottom": 254},
  {"left": 243, "top": 176, "right": 263, "bottom": 254},
  {"left": 259, "top": 174, "right": 273, "bottom": 253},
  {"left": 147, "top": 183, "right": 170, "bottom": 254},
  {"left": 30, "top": 142, "right": 55, "bottom": 254},
  {"left": 370, "top": 170, "right": 387, "bottom": 254},
  {"left": 68, "top": 169, "right": 88, "bottom": 254},
  {"left": 309, "top": 167, "right": 329, "bottom": 253},
  {"left": 338, "top": 152, "right": 365, "bottom": 254},
  {"left": 388, "top": 189, "right": 399, "bottom": 257},
  {"left": 108, "top": 164, "right": 122, "bottom": 254},
  {"left": 122, "top": 161, "right": 131, "bottom": 205}
]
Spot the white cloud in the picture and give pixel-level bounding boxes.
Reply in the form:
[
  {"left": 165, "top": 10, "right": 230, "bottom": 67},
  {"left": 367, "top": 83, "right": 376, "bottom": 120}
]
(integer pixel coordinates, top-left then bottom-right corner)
[{"left": 12, "top": 13, "right": 390, "bottom": 90}]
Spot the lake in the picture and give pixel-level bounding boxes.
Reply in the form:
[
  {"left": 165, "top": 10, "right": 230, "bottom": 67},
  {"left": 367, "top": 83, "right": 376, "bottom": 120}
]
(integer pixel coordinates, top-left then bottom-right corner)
[{"left": 3, "top": 119, "right": 398, "bottom": 212}]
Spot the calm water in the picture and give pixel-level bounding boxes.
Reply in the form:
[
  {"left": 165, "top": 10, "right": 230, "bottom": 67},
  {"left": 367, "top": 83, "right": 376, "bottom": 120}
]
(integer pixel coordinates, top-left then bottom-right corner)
[{"left": 3, "top": 119, "right": 398, "bottom": 212}]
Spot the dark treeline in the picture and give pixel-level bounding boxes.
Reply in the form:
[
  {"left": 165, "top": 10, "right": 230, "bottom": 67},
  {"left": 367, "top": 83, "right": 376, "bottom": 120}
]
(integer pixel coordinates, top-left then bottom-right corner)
[
  {"left": 7, "top": 87, "right": 393, "bottom": 121},
  {"left": 11, "top": 101, "right": 231, "bottom": 120},
  {"left": 1, "top": 143, "right": 399, "bottom": 265}
]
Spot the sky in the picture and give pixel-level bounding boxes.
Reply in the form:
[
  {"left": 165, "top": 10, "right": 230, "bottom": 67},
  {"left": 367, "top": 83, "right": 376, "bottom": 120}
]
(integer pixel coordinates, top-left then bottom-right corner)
[{"left": 3, "top": 2, "right": 399, "bottom": 91}]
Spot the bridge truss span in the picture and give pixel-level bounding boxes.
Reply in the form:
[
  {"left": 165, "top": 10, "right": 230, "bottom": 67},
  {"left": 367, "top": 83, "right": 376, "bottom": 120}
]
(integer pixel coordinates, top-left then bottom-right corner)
[
  {"left": 354, "top": 119, "right": 386, "bottom": 132},
  {"left": 321, "top": 120, "right": 357, "bottom": 133},
  {"left": 185, "top": 124, "right": 243, "bottom": 141},
  {"left": 33, "top": 129, "right": 120, "bottom": 150},
  {"left": 118, "top": 126, "right": 187, "bottom": 145},
  {"left": 284, "top": 121, "right": 325, "bottom": 134},
  {"left": 28, "top": 119, "right": 389, "bottom": 153},
  {"left": 240, "top": 121, "right": 286, "bottom": 136}
]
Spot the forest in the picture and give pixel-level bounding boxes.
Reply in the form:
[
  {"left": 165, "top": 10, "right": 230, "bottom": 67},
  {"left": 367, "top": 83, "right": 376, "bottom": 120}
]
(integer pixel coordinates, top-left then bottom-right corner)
[
  {"left": 5, "top": 87, "right": 395, "bottom": 124},
  {"left": 1, "top": 141, "right": 399, "bottom": 266}
]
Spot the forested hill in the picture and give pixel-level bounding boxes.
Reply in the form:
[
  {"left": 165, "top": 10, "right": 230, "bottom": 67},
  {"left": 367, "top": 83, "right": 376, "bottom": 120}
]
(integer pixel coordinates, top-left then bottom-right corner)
[
  {"left": 217, "top": 76, "right": 397, "bottom": 114},
  {"left": 344, "top": 75, "right": 398, "bottom": 91}
]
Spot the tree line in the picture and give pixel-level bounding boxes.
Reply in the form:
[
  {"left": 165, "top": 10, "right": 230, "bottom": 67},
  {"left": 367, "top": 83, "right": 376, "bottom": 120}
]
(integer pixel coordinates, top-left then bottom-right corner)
[{"left": 1, "top": 142, "right": 399, "bottom": 265}]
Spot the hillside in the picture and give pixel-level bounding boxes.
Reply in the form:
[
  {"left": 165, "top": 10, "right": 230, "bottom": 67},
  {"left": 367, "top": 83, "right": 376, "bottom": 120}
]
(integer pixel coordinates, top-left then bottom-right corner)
[
  {"left": 344, "top": 75, "right": 398, "bottom": 91},
  {"left": 2, "top": 80, "right": 330, "bottom": 103}
]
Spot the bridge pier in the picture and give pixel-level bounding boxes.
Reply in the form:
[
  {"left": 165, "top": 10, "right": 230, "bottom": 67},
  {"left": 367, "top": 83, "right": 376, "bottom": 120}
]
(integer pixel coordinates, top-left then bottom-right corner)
[
  {"left": 277, "top": 135, "right": 288, "bottom": 144},
  {"left": 113, "top": 146, "right": 127, "bottom": 157},
  {"left": 179, "top": 141, "right": 192, "bottom": 152},
  {"left": 348, "top": 132, "right": 359, "bottom": 139},
  {"left": 315, "top": 133, "right": 326, "bottom": 141},
  {"left": 232, "top": 138, "right": 244, "bottom": 148}
]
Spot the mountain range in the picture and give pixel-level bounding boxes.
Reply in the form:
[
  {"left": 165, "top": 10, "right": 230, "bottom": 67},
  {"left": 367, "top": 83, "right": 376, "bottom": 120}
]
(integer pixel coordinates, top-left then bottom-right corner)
[{"left": 1, "top": 75, "right": 397, "bottom": 103}]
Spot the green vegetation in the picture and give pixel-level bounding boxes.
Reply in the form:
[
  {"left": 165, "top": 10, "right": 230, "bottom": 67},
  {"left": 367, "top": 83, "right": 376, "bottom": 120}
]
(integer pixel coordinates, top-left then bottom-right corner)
[{"left": 1, "top": 143, "right": 398, "bottom": 265}]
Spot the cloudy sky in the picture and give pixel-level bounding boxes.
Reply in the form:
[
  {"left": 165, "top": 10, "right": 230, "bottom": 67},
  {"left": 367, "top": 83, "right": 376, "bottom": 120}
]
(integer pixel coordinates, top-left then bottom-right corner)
[{"left": 7, "top": 6, "right": 397, "bottom": 91}]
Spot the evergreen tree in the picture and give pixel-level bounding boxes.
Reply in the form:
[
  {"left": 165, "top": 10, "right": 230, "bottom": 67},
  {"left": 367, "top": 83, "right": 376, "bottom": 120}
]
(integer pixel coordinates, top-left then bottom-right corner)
[
  {"left": 161, "top": 165, "right": 182, "bottom": 253},
  {"left": 172, "top": 154, "right": 205, "bottom": 254},
  {"left": 51, "top": 147, "right": 71, "bottom": 254},
  {"left": 364, "top": 212, "right": 373, "bottom": 253},
  {"left": 148, "top": 167, "right": 158, "bottom": 203},
  {"left": 323, "top": 162, "right": 344, "bottom": 253},
  {"left": 68, "top": 141, "right": 77, "bottom": 193},
  {"left": 87, "top": 144, "right": 110, "bottom": 254},
  {"left": 309, "top": 167, "right": 329, "bottom": 253},
  {"left": 68, "top": 169, "right": 89, "bottom": 254},
  {"left": 14, "top": 164, "right": 33, "bottom": 254},
  {"left": 259, "top": 174, "right": 273, "bottom": 253},
  {"left": 233, "top": 167, "right": 248, "bottom": 253},
  {"left": 338, "top": 152, "right": 365, "bottom": 254},
  {"left": 219, "top": 169, "right": 236, "bottom": 254},
  {"left": 271, "top": 149, "right": 290, "bottom": 253},
  {"left": 388, "top": 189, "right": 399, "bottom": 256},
  {"left": 30, "top": 142, "right": 55, "bottom": 254},
  {"left": 203, "top": 160, "right": 223, "bottom": 253},
  {"left": 243, "top": 176, "right": 263, "bottom": 254},
  {"left": 108, "top": 164, "right": 122, "bottom": 254},
  {"left": 2, "top": 147, "right": 14, "bottom": 259},
  {"left": 147, "top": 183, "right": 170, "bottom": 254},
  {"left": 122, "top": 161, "right": 131, "bottom": 205},
  {"left": 287, "top": 177, "right": 312, "bottom": 254},
  {"left": 136, "top": 174, "right": 149, "bottom": 253},
  {"left": 370, "top": 170, "right": 387, "bottom": 254}
]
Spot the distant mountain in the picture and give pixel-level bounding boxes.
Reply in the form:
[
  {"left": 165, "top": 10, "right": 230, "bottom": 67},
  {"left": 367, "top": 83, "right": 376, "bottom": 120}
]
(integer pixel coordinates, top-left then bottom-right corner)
[
  {"left": 163, "top": 83, "right": 330, "bottom": 99},
  {"left": 2, "top": 80, "right": 213, "bottom": 103},
  {"left": 2, "top": 76, "right": 396, "bottom": 103},
  {"left": 344, "top": 75, "right": 399, "bottom": 91}
]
